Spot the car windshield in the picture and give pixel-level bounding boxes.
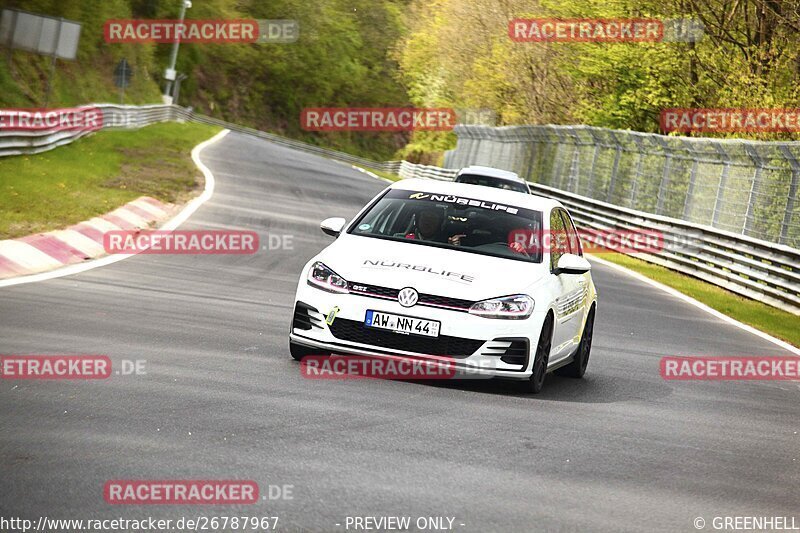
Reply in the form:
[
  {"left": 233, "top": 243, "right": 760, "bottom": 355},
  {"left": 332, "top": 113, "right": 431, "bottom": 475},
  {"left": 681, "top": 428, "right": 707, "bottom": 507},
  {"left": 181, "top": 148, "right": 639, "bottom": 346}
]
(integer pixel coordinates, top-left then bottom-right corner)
[
  {"left": 456, "top": 173, "right": 529, "bottom": 193},
  {"left": 349, "top": 189, "right": 543, "bottom": 263}
]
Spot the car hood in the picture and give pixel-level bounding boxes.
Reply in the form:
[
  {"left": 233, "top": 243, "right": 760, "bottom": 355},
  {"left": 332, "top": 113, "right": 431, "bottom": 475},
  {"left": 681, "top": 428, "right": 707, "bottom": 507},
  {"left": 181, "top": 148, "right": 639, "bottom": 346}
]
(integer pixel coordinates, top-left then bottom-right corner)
[{"left": 316, "top": 234, "right": 547, "bottom": 301}]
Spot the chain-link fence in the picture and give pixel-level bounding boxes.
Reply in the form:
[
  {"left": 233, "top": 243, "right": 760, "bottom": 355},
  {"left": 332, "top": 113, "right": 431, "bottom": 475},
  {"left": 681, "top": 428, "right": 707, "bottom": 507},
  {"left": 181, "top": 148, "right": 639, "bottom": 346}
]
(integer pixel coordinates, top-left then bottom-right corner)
[
  {"left": 444, "top": 125, "right": 800, "bottom": 248},
  {"left": 4, "top": 106, "right": 798, "bottom": 248}
]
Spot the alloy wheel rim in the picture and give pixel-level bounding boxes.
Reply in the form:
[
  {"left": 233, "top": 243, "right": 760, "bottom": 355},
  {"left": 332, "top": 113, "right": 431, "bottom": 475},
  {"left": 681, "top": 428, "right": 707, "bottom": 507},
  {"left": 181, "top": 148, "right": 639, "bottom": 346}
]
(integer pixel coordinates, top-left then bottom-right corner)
[
  {"left": 580, "top": 315, "right": 594, "bottom": 371},
  {"left": 534, "top": 323, "right": 551, "bottom": 386}
]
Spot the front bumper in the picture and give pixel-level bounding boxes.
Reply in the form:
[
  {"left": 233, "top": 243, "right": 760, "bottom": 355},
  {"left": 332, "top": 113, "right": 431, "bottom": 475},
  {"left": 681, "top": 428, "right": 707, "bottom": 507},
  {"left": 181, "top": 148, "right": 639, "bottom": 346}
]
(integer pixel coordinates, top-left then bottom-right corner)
[{"left": 290, "top": 282, "right": 548, "bottom": 380}]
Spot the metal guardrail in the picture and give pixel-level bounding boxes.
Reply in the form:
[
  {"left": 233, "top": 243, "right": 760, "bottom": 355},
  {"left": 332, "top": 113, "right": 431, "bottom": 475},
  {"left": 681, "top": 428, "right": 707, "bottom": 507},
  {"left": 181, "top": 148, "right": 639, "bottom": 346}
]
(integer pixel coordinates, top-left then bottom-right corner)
[
  {"left": 395, "top": 160, "right": 800, "bottom": 315},
  {"left": 530, "top": 182, "right": 800, "bottom": 314},
  {"left": 0, "top": 104, "right": 177, "bottom": 156},
  {"left": 398, "top": 160, "right": 456, "bottom": 181},
  {"left": 445, "top": 124, "right": 800, "bottom": 248},
  {"left": 1, "top": 104, "right": 797, "bottom": 313},
  {"left": 0, "top": 103, "right": 401, "bottom": 172}
]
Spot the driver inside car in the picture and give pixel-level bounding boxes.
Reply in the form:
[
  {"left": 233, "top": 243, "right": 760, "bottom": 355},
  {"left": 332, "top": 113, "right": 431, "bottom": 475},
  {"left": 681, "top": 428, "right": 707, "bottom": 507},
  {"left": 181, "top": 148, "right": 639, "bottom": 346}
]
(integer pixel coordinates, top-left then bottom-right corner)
[
  {"left": 403, "top": 207, "right": 450, "bottom": 242},
  {"left": 405, "top": 207, "right": 527, "bottom": 255}
]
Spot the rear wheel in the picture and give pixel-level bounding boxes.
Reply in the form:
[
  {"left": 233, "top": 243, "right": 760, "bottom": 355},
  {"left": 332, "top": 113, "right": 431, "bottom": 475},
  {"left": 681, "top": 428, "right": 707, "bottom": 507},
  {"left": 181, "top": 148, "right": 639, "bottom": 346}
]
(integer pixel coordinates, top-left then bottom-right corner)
[
  {"left": 555, "top": 307, "right": 595, "bottom": 378},
  {"left": 289, "top": 341, "right": 328, "bottom": 361},
  {"left": 522, "top": 314, "right": 553, "bottom": 394}
]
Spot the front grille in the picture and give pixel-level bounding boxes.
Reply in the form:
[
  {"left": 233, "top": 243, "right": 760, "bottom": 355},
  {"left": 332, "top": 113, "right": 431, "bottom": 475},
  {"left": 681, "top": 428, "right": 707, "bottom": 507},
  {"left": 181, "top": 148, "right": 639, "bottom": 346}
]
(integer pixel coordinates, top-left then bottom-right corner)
[
  {"left": 417, "top": 293, "right": 474, "bottom": 310},
  {"left": 349, "top": 283, "right": 398, "bottom": 300},
  {"left": 328, "top": 318, "right": 484, "bottom": 357},
  {"left": 349, "top": 282, "right": 475, "bottom": 312}
]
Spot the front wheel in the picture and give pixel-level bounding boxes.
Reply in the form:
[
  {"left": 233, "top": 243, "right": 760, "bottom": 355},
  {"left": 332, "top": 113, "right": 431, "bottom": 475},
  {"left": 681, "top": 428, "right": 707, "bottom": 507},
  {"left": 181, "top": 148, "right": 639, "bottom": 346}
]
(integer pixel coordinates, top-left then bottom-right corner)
[
  {"left": 555, "top": 307, "right": 595, "bottom": 378},
  {"left": 521, "top": 315, "right": 553, "bottom": 394}
]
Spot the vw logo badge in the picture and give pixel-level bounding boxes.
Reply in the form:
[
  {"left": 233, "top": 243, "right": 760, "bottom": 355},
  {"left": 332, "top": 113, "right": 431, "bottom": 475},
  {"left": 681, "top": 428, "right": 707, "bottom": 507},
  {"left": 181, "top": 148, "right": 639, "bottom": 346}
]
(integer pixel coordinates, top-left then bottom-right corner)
[{"left": 397, "top": 287, "right": 419, "bottom": 308}]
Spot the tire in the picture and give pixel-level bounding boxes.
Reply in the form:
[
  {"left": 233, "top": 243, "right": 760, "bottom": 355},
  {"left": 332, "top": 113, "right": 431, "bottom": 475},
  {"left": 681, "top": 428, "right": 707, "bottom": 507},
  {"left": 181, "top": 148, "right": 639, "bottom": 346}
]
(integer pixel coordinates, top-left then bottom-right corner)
[
  {"left": 289, "top": 341, "right": 328, "bottom": 361},
  {"left": 555, "top": 307, "right": 595, "bottom": 379},
  {"left": 522, "top": 314, "right": 553, "bottom": 394}
]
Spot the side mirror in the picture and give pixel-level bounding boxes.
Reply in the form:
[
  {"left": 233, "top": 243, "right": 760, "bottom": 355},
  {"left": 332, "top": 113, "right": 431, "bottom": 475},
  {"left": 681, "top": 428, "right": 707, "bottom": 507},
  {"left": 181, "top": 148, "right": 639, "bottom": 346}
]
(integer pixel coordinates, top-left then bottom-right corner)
[
  {"left": 320, "top": 217, "right": 346, "bottom": 237},
  {"left": 555, "top": 253, "right": 591, "bottom": 275}
]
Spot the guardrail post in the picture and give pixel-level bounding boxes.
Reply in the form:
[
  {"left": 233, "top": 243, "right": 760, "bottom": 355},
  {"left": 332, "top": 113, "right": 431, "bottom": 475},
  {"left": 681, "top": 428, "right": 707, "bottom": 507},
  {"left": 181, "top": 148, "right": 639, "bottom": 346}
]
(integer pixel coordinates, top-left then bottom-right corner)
[
  {"left": 568, "top": 128, "right": 585, "bottom": 192},
  {"left": 495, "top": 131, "right": 508, "bottom": 169},
  {"left": 681, "top": 140, "right": 699, "bottom": 220},
  {"left": 711, "top": 143, "right": 732, "bottom": 228},
  {"left": 524, "top": 128, "right": 538, "bottom": 183},
  {"left": 743, "top": 145, "right": 764, "bottom": 237},
  {"left": 606, "top": 130, "right": 622, "bottom": 203},
  {"left": 655, "top": 137, "right": 672, "bottom": 215},
  {"left": 471, "top": 130, "right": 485, "bottom": 167},
  {"left": 630, "top": 135, "right": 645, "bottom": 209},
  {"left": 586, "top": 129, "right": 603, "bottom": 198},
  {"left": 549, "top": 126, "right": 566, "bottom": 188},
  {"left": 513, "top": 128, "right": 529, "bottom": 176},
  {"left": 778, "top": 145, "right": 800, "bottom": 246},
  {"left": 507, "top": 129, "right": 521, "bottom": 174},
  {"left": 485, "top": 128, "right": 497, "bottom": 166}
]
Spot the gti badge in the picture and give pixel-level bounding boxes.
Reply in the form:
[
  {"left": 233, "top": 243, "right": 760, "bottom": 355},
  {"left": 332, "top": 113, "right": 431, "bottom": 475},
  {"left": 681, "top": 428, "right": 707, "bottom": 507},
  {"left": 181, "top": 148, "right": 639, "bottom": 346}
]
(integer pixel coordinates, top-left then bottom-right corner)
[{"left": 397, "top": 287, "right": 419, "bottom": 308}]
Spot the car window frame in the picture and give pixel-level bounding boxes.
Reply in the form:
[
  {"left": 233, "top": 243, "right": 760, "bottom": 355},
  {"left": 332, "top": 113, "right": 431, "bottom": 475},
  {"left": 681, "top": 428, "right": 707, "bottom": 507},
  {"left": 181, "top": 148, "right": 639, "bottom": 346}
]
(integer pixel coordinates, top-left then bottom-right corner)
[
  {"left": 549, "top": 207, "right": 567, "bottom": 272},
  {"left": 346, "top": 189, "right": 545, "bottom": 264},
  {"left": 558, "top": 208, "right": 583, "bottom": 257}
]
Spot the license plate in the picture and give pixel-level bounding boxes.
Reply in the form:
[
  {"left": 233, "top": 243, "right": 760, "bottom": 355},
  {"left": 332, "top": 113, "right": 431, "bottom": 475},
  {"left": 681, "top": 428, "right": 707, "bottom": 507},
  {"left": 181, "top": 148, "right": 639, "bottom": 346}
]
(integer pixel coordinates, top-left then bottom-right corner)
[{"left": 365, "top": 310, "right": 440, "bottom": 338}]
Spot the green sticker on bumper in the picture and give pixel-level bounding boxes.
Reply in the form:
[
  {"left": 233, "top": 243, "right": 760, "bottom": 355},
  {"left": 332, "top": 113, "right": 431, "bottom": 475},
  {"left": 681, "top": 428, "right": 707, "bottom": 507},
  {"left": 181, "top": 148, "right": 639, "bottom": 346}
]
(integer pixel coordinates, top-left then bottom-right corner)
[{"left": 325, "top": 306, "right": 340, "bottom": 325}]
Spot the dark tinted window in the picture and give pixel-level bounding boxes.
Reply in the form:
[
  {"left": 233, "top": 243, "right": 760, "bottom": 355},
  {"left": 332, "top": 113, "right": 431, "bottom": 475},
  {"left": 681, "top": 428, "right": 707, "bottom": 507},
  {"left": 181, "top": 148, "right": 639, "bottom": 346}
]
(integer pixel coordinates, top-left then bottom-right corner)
[
  {"left": 455, "top": 174, "right": 529, "bottom": 194},
  {"left": 349, "top": 189, "right": 544, "bottom": 263}
]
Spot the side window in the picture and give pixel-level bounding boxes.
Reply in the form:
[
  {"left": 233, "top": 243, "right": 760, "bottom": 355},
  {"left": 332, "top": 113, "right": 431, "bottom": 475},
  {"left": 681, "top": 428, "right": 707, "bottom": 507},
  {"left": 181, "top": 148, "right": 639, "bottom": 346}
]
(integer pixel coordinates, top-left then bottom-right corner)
[
  {"left": 559, "top": 210, "right": 582, "bottom": 256},
  {"left": 549, "top": 209, "right": 566, "bottom": 271}
]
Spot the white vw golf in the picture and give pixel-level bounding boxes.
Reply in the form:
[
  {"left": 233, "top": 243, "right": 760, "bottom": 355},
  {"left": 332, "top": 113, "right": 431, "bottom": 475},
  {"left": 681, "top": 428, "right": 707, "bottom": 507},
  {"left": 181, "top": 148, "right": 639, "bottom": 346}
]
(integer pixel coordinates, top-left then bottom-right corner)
[{"left": 289, "top": 178, "right": 597, "bottom": 393}]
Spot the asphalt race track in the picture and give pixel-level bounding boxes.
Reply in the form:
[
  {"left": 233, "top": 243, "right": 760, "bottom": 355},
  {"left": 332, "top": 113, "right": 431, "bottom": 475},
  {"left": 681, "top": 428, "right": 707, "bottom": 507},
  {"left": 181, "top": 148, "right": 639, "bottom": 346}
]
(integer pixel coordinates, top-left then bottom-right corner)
[{"left": 1, "top": 131, "right": 798, "bottom": 532}]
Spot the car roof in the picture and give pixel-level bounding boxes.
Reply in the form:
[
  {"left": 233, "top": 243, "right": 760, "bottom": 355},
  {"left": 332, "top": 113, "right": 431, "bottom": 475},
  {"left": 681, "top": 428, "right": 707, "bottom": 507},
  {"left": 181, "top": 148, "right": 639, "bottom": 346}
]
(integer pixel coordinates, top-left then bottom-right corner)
[
  {"left": 456, "top": 165, "right": 525, "bottom": 183},
  {"left": 388, "top": 178, "right": 562, "bottom": 212}
]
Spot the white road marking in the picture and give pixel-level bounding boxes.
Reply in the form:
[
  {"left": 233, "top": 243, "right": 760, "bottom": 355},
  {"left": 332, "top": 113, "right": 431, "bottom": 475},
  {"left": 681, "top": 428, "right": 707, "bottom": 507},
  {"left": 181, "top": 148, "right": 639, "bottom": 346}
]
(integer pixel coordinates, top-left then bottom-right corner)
[
  {"left": 346, "top": 162, "right": 394, "bottom": 183},
  {"left": 49, "top": 230, "right": 105, "bottom": 257},
  {"left": 84, "top": 217, "right": 122, "bottom": 233},
  {"left": 110, "top": 207, "right": 149, "bottom": 228},
  {"left": 130, "top": 198, "right": 167, "bottom": 218},
  {"left": 0, "top": 240, "right": 62, "bottom": 271}
]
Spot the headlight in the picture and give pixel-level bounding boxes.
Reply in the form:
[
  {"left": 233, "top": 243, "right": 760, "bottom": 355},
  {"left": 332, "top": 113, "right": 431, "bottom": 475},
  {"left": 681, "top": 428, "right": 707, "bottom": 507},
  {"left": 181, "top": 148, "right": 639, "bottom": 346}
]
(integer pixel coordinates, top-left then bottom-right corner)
[
  {"left": 469, "top": 294, "right": 534, "bottom": 319},
  {"left": 307, "top": 261, "right": 349, "bottom": 293}
]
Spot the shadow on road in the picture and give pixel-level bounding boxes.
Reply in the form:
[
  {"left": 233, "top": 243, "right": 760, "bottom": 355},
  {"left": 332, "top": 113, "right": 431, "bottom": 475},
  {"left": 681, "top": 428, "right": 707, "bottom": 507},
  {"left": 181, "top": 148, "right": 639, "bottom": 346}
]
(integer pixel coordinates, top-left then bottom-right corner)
[{"left": 402, "top": 372, "right": 674, "bottom": 404}]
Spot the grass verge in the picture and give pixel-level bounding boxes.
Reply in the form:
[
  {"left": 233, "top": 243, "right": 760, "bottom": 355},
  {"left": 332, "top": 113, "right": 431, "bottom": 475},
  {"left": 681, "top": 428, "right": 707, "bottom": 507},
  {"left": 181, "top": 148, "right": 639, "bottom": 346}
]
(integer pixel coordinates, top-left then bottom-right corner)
[
  {"left": 597, "top": 252, "right": 799, "bottom": 348},
  {"left": 0, "top": 122, "right": 221, "bottom": 239}
]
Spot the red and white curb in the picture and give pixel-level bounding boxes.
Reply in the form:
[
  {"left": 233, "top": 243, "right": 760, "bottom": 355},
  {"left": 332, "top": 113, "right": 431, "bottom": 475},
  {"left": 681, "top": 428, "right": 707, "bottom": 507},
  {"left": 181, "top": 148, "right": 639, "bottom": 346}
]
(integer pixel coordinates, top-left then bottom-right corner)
[
  {"left": 0, "top": 129, "right": 229, "bottom": 286},
  {"left": 0, "top": 197, "right": 174, "bottom": 279}
]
